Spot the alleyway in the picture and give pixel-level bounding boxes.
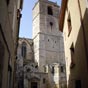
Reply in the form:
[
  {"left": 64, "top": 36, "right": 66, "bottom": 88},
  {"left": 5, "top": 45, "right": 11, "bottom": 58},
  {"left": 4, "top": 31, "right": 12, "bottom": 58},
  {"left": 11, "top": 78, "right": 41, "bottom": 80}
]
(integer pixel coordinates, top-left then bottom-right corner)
[{"left": 0, "top": 0, "right": 88, "bottom": 88}]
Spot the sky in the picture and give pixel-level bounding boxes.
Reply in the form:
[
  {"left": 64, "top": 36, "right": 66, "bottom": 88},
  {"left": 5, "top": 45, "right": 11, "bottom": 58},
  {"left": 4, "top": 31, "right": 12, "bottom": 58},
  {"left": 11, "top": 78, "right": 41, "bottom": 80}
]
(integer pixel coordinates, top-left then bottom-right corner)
[{"left": 19, "top": 0, "right": 61, "bottom": 38}]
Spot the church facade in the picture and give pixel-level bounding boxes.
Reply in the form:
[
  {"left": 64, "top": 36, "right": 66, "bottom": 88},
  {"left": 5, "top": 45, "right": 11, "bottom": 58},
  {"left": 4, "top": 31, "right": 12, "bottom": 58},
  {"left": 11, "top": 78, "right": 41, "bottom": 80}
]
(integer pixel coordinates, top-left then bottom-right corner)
[{"left": 16, "top": 0, "right": 66, "bottom": 88}]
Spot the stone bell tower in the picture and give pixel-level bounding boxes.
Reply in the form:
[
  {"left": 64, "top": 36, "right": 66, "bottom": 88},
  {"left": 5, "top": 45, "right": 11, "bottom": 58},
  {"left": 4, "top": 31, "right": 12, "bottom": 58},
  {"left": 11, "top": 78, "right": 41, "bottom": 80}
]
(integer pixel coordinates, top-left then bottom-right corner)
[{"left": 32, "top": 0, "right": 65, "bottom": 72}]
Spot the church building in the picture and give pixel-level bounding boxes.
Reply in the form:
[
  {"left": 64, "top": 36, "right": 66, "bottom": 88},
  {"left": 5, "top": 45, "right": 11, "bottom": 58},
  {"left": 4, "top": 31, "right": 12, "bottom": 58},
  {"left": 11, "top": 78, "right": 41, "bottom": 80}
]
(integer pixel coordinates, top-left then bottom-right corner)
[{"left": 16, "top": 0, "right": 66, "bottom": 88}]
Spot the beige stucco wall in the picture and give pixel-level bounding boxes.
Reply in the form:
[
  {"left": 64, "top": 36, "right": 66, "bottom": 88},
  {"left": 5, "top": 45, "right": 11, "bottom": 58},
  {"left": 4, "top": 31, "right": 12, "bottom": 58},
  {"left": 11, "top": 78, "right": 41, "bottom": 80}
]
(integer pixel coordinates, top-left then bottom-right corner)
[
  {"left": 63, "top": 0, "right": 88, "bottom": 88},
  {"left": 0, "top": 0, "right": 15, "bottom": 88}
]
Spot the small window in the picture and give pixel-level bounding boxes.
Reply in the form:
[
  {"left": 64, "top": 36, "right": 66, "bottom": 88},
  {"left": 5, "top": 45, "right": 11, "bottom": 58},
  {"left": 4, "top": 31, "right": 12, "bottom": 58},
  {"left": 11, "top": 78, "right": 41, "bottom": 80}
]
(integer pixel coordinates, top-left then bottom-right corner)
[
  {"left": 61, "top": 66, "right": 64, "bottom": 72},
  {"left": 35, "top": 65, "right": 38, "bottom": 69},
  {"left": 44, "top": 66, "right": 46, "bottom": 72},
  {"left": 75, "top": 80, "right": 81, "bottom": 88},
  {"left": 67, "top": 13, "right": 72, "bottom": 36},
  {"left": 50, "top": 22, "right": 53, "bottom": 30},
  {"left": 51, "top": 66, "right": 54, "bottom": 74},
  {"left": 50, "top": 22, "right": 53, "bottom": 26},
  {"left": 31, "top": 64, "right": 34, "bottom": 67},
  {"left": 48, "top": 6, "right": 53, "bottom": 15},
  {"left": 70, "top": 43, "right": 75, "bottom": 69},
  {"left": 43, "top": 78, "right": 46, "bottom": 84},
  {"left": 6, "top": 0, "right": 10, "bottom": 6},
  {"left": 8, "top": 64, "right": 12, "bottom": 72}
]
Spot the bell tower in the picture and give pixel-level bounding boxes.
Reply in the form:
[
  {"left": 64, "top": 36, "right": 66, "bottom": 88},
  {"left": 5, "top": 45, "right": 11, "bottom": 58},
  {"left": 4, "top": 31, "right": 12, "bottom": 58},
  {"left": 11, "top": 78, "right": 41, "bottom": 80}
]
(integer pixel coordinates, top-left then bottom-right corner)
[{"left": 32, "top": 0, "right": 64, "bottom": 72}]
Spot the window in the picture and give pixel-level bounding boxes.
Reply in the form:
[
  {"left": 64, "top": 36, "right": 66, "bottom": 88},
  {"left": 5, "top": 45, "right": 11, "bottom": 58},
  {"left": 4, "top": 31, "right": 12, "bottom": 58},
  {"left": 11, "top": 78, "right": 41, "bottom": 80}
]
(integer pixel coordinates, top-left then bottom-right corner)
[
  {"left": 21, "top": 42, "right": 26, "bottom": 58},
  {"left": 61, "top": 66, "right": 64, "bottom": 73},
  {"left": 48, "top": 39, "right": 49, "bottom": 42},
  {"left": 75, "top": 80, "right": 81, "bottom": 88},
  {"left": 70, "top": 43, "right": 75, "bottom": 69},
  {"left": 44, "top": 66, "right": 46, "bottom": 72},
  {"left": 50, "top": 22, "right": 53, "bottom": 30},
  {"left": 43, "top": 78, "right": 46, "bottom": 84},
  {"left": 48, "top": 6, "right": 53, "bottom": 15},
  {"left": 67, "top": 13, "right": 72, "bottom": 36},
  {"left": 6, "top": 0, "right": 10, "bottom": 6},
  {"left": 51, "top": 66, "right": 54, "bottom": 74},
  {"left": 35, "top": 65, "right": 38, "bottom": 69}
]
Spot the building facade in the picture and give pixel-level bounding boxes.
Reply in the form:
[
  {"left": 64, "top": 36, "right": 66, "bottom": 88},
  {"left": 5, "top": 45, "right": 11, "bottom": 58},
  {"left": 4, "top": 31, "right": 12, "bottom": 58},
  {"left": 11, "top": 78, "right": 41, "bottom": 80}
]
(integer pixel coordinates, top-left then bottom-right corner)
[
  {"left": 0, "top": 0, "right": 23, "bottom": 88},
  {"left": 17, "top": 36, "right": 66, "bottom": 88},
  {"left": 59, "top": 0, "right": 88, "bottom": 88},
  {"left": 33, "top": 0, "right": 66, "bottom": 88},
  {"left": 16, "top": 38, "right": 48, "bottom": 88},
  {"left": 16, "top": 0, "right": 66, "bottom": 88}
]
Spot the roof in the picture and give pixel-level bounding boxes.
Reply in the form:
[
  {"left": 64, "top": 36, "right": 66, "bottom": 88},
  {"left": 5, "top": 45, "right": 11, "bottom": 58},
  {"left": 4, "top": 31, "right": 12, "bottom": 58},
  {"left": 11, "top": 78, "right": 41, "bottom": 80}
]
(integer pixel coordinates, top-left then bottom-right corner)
[{"left": 59, "top": 0, "right": 68, "bottom": 32}]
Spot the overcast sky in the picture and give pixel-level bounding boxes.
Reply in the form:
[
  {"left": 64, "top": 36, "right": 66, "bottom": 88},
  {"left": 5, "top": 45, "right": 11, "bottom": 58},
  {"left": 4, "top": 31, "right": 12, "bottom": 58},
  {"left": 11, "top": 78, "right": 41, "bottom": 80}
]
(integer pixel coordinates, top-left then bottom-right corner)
[{"left": 19, "top": 0, "right": 61, "bottom": 38}]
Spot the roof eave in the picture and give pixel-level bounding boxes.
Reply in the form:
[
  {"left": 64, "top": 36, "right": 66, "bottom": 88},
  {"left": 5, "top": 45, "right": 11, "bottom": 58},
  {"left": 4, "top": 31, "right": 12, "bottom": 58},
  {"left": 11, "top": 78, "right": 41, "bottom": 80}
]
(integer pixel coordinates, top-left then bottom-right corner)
[{"left": 59, "top": 0, "right": 68, "bottom": 32}]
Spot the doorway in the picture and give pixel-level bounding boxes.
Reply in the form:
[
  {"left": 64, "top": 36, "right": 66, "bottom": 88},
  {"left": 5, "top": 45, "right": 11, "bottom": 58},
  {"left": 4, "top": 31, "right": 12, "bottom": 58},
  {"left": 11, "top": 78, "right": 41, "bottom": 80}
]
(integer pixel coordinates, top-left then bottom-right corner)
[{"left": 31, "top": 82, "right": 38, "bottom": 88}]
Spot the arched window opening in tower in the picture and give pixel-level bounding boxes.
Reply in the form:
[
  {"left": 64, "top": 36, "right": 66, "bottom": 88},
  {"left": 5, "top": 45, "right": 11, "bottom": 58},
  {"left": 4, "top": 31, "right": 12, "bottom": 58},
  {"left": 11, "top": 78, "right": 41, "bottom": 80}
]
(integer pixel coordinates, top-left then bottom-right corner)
[{"left": 48, "top": 6, "right": 53, "bottom": 15}]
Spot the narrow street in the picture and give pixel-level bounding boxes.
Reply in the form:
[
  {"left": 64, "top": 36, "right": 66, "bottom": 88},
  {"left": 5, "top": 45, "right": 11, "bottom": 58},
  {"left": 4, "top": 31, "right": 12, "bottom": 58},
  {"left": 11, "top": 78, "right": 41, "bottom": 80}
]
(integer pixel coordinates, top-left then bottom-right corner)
[{"left": 0, "top": 0, "right": 88, "bottom": 88}]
